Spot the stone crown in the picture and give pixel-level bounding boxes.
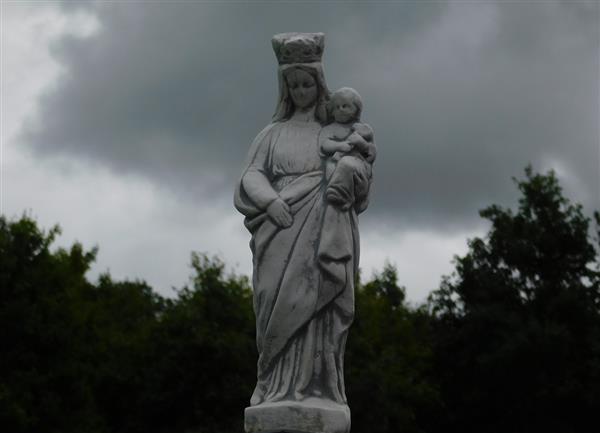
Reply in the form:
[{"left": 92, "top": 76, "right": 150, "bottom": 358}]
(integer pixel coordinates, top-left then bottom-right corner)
[{"left": 272, "top": 32, "right": 324, "bottom": 65}]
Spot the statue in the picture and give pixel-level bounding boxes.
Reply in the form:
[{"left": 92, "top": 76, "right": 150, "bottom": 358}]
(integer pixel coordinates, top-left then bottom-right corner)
[{"left": 234, "top": 32, "right": 375, "bottom": 433}]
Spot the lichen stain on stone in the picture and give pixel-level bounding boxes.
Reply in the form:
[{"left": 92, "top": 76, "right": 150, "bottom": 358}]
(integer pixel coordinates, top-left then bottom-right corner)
[{"left": 289, "top": 406, "right": 325, "bottom": 431}]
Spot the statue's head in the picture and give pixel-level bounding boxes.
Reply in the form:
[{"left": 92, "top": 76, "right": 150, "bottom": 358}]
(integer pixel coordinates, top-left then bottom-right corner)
[
  {"left": 271, "top": 33, "right": 330, "bottom": 123},
  {"left": 329, "top": 87, "right": 363, "bottom": 124},
  {"left": 284, "top": 68, "right": 318, "bottom": 111}
]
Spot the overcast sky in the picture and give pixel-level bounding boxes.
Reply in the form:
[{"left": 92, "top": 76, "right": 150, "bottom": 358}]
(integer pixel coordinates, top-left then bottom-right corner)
[{"left": 3, "top": 1, "right": 599, "bottom": 303}]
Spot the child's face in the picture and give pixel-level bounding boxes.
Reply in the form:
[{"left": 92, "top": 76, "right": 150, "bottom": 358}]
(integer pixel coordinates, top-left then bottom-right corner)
[{"left": 331, "top": 96, "right": 357, "bottom": 124}]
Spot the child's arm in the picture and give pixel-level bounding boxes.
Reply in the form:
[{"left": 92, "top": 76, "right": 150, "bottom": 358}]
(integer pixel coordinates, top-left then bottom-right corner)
[
  {"left": 347, "top": 132, "right": 369, "bottom": 153},
  {"left": 350, "top": 123, "right": 376, "bottom": 162},
  {"left": 351, "top": 123, "right": 374, "bottom": 141},
  {"left": 347, "top": 132, "right": 368, "bottom": 148},
  {"left": 364, "top": 141, "right": 376, "bottom": 163},
  {"left": 319, "top": 129, "right": 353, "bottom": 155},
  {"left": 321, "top": 139, "right": 352, "bottom": 155}
]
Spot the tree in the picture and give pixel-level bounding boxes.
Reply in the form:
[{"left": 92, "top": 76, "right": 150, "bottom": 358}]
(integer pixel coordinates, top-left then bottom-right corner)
[
  {"left": 428, "top": 166, "right": 600, "bottom": 433},
  {"left": 0, "top": 215, "right": 102, "bottom": 432},
  {"left": 346, "top": 263, "right": 440, "bottom": 433},
  {"left": 86, "top": 275, "right": 163, "bottom": 433},
  {"left": 137, "top": 253, "right": 256, "bottom": 433},
  {"left": 0, "top": 215, "right": 163, "bottom": 433}
]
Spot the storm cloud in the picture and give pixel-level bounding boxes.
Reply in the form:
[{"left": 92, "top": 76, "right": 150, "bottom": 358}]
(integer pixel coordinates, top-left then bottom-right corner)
[{"left": 22, "top": 1, "right": 599, "bottom": 231}]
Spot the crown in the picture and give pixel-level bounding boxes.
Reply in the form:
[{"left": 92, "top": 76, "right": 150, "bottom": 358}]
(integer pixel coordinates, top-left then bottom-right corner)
[{"left": 272, "top": 32, "right": 324, "bottom": 65}]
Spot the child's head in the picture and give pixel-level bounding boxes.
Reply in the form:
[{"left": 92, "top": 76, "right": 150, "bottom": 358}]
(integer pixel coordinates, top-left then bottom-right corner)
[{"left": 329, "top": 87, "right": 362, "bottom": 124}]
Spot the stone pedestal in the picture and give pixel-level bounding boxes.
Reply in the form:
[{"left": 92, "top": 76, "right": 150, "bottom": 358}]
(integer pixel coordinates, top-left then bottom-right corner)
[{"left": 244, "top": 397, "right": 351, "bottom": 433}]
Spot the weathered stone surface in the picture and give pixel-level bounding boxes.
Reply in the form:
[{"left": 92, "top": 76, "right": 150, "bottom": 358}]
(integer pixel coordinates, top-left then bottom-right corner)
[
  {"left": 245, "top": 398, "right": 350, "bottom": 433},
  {"left": 235, "top": 32, "right": 375, "bottom": 433}
]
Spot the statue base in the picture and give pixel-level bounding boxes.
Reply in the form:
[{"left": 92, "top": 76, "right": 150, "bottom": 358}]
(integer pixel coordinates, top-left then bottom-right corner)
[{"left": 244, "top": 397, "right": 350, "bottom": 433}]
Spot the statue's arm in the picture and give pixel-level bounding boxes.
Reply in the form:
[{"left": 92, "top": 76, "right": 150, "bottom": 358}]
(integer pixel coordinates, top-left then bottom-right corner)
[
  {"left": 346, "top": 132, "right": 368, "bottom": 150},
  {"left": 362, "top": 139, "right": 376, "bottom": 164},
  {"left": 319, "top": 129, "right": 352, "bottom": 155},
  {"left": 321, "top": 138, "right": 353, "bottom": 155},
  {"left": 238, "top": 128, "right": 292, "bottom": 227},
  {"left": 351, "top": 123, "right": 376, "bottom": 163},
  {"left": 241, "top": 142, "right": 279, "bottom": 210}
]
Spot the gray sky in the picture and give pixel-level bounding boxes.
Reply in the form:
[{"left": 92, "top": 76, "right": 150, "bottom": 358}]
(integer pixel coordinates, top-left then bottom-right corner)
[{"left": 3, "top": 1, "right": 599, "bottom": 303}]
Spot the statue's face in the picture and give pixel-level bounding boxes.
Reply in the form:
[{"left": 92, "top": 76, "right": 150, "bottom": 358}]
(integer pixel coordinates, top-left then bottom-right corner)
[
  {"left": 286, "top": 69, "right": 318, "bottom": 110},
  {"left": 331, "top": 96, "right": 358, "bottom": 124}
]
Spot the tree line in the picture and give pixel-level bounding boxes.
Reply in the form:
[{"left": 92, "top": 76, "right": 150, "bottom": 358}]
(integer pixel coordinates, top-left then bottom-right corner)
[{"left": 2, "top": 167, "right": 599, "bottom": 433}]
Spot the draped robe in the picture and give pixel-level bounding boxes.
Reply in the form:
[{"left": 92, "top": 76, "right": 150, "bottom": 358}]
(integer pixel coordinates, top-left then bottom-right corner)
[{"left": 235, "top": 119, "right": 368, "bottom": 405}]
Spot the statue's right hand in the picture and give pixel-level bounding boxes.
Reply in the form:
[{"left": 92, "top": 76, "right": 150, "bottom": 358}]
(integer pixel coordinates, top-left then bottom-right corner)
[
  {"left": 267, "top": 198, "right": 293, "bottom": 228},
  {"left": 337, "top": 141, "right": 353, "bottom": 153}
]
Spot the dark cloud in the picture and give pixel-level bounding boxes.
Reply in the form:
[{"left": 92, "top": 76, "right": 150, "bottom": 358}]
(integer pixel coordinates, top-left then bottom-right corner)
[{"left": 23, "top": 2, "right": 599, "bottom": 230}]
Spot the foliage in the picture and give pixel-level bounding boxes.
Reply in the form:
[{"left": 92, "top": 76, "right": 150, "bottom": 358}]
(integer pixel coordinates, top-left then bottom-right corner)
[
  {"left": 428, "top": 166, "right": 600, "bottom": 433},
  {"left": 3, "top": 165, "right": 599, "bottom": 433},
  {"left": 0, "top": 216, "right": 255, "bottom": 433},
  {"left": 137, "top": 253, "right": 255, "bottom": 433},
  {"left": 0, "top": 215, "right": 162, "bottom": 433},
  {"left": 346, "top": 263, "right": 439, "bottom": 433},
  {"left": 1, "top": 216, "right": 100, "bottom": 432}
]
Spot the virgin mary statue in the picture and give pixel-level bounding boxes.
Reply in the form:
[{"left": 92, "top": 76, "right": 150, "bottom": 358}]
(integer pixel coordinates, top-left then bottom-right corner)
[{"left": 235, "top": 32, "right": 373, "bottom": 433}]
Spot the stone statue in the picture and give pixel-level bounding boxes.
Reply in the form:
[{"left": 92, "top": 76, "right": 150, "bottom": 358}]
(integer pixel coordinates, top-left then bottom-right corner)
[{"left": 234, "top": 32, "right": 375, "bottom": 433}]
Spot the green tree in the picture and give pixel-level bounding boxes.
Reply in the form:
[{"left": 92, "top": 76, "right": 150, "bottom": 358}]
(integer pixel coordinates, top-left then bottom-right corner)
[
  {"left": 0, "top": 215, "right": 163, "bottom": 433},
  {"left": 0, "top": 215, "right": 101, "bottom": 432},
  {"left": 87, "top": 275, "right": 163, "bottom": 433},
  {"left": 428, "top": 167, "right": 600, "bottom": 433},
  {"left": 138, "top": 253, "right": 256, "bottom": 433},
  {"left": 347, "top": 263, "right": 440, "bottom": 433}
]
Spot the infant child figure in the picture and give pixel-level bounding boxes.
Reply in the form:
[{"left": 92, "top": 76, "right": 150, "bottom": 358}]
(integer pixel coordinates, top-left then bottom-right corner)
[{"left": 319, "top": 87, "right": 376, "bottom": 211}]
